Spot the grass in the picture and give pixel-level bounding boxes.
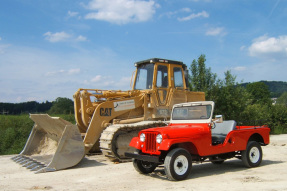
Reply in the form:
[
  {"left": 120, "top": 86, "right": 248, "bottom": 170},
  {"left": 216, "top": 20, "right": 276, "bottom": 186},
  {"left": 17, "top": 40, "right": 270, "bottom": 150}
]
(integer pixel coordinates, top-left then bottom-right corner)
[{"left": 0, "top": 114, "right": 75, "bottom": 155}]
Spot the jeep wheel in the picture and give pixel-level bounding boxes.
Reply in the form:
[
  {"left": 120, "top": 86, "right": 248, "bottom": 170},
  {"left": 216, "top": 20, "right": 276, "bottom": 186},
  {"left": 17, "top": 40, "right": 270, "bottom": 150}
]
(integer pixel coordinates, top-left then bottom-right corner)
[
  {"left": 242, "top": 141, "right": 262, "bottom": 168},
  {"left": 133, "top": 159, "right": 157, "bottom": 174},
  {"left": 164, "top": 148, "right": 192, "bottom": 181}
]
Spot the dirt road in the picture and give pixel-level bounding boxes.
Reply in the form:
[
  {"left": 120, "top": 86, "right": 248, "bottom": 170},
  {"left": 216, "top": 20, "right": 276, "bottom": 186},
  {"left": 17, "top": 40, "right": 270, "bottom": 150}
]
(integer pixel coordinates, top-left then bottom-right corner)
[{"left": 1, "top": 135, "right": 287, "bottom": 191}]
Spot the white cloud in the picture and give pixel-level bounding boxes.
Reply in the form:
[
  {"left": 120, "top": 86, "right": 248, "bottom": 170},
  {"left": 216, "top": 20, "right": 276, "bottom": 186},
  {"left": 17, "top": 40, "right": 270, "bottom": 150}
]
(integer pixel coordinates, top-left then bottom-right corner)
[
  {"left": 161, "top": 7, "right": 191, "bottom": 18},
  {"left": 45, "top": 68, "right": 81, "bottom": 76},
  {"left": 205, "top": 27, "right": 226, "bottom": 36},
  {"left": 44, "top": 31, "right": 87, "bottom": 43},
  {"left": 178, "top": 11, "right": 209, "bottom": 21},
  {"left": 233, "top": 66, "right": 247, "bottom": 71},
  {"left": 68, "top": 68, "right": 81, "bottom": 75},
  {"left": 76, "top": 35, "right": 87, "bottom": 42},
  {"left": 249, "top": 35, "right": 287, "bottom": 60},
  {"left": 45, "top": 69, "right": 65, "bottom": 76},
  {"left": 240, "top": 45, "right": 246, "bottom": 51},
  {"left": 91, "top": 75, "right": 103, "bottom": 82},
  {"left": 67, "top": 11, "right": 79, "bottom": 18},
  {"left": 89, "top": 75, "right": 116, "bottom": 87},
  {"left": 44, "top": 31, "right": 71, "bottom": 42},
  {"left": 181, "top": 8, "right": 192, "bottom": 12},
  {"left": 88, "top": 75, "right": 132, "bottom": 90},
  {"left": 84, "top": 0, "right": 159, "bottom": 25}
]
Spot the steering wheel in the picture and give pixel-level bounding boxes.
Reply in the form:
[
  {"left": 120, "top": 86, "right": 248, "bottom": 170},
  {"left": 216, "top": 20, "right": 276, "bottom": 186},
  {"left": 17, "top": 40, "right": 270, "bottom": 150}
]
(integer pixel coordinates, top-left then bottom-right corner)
[{"left": 211, "top": 121, "right": 216, "bottom": 129}]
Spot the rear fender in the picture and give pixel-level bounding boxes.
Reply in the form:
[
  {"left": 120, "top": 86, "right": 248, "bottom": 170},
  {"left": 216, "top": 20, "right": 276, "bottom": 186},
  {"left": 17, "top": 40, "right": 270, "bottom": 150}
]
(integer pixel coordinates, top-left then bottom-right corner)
[{"left": 248, "top": 132, "right": 269, "bottom": 145}]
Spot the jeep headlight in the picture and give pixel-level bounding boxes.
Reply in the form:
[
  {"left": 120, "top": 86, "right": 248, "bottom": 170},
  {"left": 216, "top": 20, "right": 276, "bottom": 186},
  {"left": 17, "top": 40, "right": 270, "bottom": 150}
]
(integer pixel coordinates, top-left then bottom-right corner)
[
  {"left": 140, "top": 133, "right": 145, "bottom": 142},
  {"left": 156, "top": 134, "right": 162, "bottom": 144}
]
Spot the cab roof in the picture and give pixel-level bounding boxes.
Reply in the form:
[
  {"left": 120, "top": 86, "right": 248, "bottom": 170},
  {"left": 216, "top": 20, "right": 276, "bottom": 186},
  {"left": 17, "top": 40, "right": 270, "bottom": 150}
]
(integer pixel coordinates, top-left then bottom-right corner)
[{"left": 135, "top": 58, "right": 187, "bottom": 69}]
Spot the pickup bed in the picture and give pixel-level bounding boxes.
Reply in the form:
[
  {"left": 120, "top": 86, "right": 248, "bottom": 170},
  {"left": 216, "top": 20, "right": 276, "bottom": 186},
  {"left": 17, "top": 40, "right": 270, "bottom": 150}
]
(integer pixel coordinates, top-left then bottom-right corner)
[{"left": 125, "top": 101, "right": 270, "bottom": 181}]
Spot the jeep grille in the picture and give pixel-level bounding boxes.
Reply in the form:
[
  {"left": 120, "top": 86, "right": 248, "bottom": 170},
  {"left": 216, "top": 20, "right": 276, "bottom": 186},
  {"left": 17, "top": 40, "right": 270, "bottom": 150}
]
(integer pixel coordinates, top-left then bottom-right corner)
[{"left": 143, "top": 132, "right": 157, "bottom": 153}]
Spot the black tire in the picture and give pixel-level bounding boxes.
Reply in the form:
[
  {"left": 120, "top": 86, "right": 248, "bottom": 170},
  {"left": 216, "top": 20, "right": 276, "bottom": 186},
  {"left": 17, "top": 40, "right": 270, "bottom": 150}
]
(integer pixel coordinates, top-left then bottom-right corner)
[
  {"left": 133, "top": 159, "right": 157, "bottom": 174},
  {"left": 242, "top": 141, "right": 262, "bottom": 168},
  {"left": 164, "top": 148, "right": 192, "bottom": 181}
]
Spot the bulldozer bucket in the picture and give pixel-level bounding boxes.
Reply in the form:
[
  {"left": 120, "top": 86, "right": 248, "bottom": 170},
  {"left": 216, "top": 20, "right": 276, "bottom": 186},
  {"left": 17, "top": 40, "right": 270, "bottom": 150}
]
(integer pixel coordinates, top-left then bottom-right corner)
[{"left": 11, "top": 114, "right": 85, "bottom": 173}]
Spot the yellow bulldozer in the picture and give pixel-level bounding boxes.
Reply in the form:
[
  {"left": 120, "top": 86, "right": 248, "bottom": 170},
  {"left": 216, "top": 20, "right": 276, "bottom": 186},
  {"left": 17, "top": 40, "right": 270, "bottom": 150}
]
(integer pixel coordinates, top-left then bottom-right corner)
[{"left": 12, "top": 58, "right": 205, "bottom": 173}]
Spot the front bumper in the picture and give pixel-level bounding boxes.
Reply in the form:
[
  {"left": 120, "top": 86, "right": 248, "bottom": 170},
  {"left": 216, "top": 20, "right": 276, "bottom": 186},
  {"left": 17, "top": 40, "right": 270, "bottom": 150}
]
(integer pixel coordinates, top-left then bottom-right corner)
[{"left": 125, "top": 152, "right": 160, "bottom": 163}]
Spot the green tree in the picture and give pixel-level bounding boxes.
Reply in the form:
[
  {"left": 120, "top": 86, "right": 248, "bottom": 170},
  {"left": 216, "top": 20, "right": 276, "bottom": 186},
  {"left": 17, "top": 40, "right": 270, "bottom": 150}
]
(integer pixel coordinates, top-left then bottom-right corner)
[
  {"left": 240, "top": 104, "right": 270, "bottom": 126},
  {"left": 49, "top": 97, "right": 74, "bottom": 114},
  {"left": 189, "top": 55, "right": 249, "bottom": 121},
  {"left": 189, "top": 54, "right": 217, "bottom": 99},
  {"left": 246, "top": 82, "right": 272, "bottom": 106},
  {"left": 277, "top": 92, "right": 287, "bottom": 106},
  {"left": 269, "top": 105, "right": 287, "bottom": 134},
  {"left": 211, "top": 71, "right": 250, "bottom": 120}
]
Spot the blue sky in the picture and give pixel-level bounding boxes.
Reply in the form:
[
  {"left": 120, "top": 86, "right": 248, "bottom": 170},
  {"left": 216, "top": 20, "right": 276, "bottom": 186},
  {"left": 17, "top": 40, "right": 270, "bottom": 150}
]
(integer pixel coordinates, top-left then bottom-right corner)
[{"left": 0, "top": 0, "right": 286, "bottom": 103}]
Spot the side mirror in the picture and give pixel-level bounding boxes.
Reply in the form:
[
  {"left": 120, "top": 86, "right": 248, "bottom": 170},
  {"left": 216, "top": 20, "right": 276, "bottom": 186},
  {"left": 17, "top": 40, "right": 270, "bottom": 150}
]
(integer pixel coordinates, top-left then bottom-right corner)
[{"left": 214, "top": 115, "right": 223, "bottom": 123}]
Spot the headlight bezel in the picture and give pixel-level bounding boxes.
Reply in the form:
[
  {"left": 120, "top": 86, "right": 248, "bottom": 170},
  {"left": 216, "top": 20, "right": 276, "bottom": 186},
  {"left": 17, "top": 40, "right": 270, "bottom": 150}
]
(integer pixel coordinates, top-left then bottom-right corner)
[
  {"left": 140, "top": 133, "right": 145, "bottom": 142},
  {"left": 156, "top": 134, "right": 163, "bottom": 144}
]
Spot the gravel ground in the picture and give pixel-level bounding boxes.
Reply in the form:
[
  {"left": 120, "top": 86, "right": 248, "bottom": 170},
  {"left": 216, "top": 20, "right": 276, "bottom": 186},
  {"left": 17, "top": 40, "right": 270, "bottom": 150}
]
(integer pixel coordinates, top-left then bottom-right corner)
[{"left": 1, "top": 134, "right": 287, "bottom": 191}]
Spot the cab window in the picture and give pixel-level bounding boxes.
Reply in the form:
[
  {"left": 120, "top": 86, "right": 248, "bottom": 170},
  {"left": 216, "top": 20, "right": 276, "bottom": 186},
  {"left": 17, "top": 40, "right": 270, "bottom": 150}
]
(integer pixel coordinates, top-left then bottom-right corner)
[
  {"left": 157, "top": 65, "right": 168, "bottom": 88},
  {"left": 174, "top": 67, "right": 184, "bottom": 88},
  {"left": 134, "top": 63, "right": 154, "bottom": 90}
]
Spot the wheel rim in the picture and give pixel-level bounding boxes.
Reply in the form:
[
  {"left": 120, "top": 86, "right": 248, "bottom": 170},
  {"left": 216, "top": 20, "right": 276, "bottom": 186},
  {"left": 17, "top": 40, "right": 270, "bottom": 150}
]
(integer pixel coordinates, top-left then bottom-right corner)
[
  {"left": 174, "top": 155, "right": 188, "bottom": 175},
  {"left": 249, "top": 147, "right": 260, "bottom": 163}
]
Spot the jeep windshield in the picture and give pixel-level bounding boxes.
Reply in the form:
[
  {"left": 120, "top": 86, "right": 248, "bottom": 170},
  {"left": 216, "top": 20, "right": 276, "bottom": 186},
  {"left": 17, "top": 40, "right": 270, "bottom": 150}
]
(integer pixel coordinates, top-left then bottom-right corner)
[{"left": 172, "top": 105, "right": 212, "bottom": 120}]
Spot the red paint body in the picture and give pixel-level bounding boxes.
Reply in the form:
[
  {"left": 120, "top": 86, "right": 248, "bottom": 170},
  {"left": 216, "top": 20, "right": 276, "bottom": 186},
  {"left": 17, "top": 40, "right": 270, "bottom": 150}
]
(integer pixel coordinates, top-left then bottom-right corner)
[
  {"left": 126, "top": 101, "right": 270, "bottom": 181},
  {"left": 129, "top": 123, "right": 270, "bottom": 157}
]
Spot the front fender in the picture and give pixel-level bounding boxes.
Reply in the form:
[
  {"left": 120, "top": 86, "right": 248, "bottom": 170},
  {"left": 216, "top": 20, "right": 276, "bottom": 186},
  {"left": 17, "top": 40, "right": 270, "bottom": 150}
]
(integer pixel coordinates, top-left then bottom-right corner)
[
  {"left": 158, "top": 138, "right": 191, "bottom": 151},
  {"left": 129, "top": 137, "right": 142, "bottom": 150}
]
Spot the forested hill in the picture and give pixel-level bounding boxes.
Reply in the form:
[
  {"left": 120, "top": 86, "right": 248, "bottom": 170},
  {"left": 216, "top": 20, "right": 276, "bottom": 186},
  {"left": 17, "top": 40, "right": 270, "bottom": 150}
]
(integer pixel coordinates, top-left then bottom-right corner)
[
  {"left": 241, "top": 81, "right": 287, "bottom": 98},
  {"left": 0, "top": 101, "right": 52, "bottom": 115},
  {"left": 0, "top": 97, "right": 74, "bottom": 115}
]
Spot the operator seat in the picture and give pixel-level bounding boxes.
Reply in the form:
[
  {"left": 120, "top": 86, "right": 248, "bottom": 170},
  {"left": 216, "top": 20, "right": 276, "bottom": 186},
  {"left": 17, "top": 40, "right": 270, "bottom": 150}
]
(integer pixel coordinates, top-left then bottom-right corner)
[{"left": 211, "top": 120, "right": 237, "bottom": 145}]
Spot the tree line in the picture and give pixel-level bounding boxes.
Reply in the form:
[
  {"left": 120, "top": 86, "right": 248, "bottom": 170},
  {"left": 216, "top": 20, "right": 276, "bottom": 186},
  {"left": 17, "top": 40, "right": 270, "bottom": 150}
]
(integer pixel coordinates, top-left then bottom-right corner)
[
  {"left": 189, "top": 54, "right": 287, "bottom": 134},
  {"left": 0, "top": 97, "right": 74, "bottom": 115},
  {"left": 241, "top": 81, "right": 287, "bottom": 98}
]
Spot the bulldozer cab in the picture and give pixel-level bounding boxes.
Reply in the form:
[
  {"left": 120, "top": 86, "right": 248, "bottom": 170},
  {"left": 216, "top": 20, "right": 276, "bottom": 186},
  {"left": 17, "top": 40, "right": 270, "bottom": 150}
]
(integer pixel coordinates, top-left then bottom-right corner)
[{"left": 133, "top": 58, "right": 188, "bottom": 106}]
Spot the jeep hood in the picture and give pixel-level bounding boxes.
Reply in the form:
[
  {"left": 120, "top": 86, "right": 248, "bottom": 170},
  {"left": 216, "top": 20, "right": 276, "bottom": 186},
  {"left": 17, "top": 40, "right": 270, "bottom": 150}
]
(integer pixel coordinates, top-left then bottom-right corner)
[{"left": 141, "top": 123, "right": 210, "bottom": 139}]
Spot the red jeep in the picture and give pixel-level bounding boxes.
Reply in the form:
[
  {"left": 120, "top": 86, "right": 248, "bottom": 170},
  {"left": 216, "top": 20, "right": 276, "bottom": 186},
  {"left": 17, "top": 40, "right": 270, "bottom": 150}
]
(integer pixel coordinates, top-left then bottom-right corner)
[{"left": 125, "top": 101, "right": 270, "bottom": 181}]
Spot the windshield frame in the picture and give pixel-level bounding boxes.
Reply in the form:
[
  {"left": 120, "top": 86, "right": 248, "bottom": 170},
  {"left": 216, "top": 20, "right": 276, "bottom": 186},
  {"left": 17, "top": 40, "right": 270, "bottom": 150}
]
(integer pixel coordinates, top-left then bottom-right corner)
[{"left": 170, "top": 101, "right": 214, "bottom": 124}]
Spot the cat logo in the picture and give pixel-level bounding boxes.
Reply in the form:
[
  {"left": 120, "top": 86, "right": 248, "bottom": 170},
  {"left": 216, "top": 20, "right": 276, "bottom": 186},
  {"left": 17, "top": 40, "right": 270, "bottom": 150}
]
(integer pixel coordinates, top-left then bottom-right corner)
[{"left": 100, "top": 108, "right": 112, "bottom": 116}]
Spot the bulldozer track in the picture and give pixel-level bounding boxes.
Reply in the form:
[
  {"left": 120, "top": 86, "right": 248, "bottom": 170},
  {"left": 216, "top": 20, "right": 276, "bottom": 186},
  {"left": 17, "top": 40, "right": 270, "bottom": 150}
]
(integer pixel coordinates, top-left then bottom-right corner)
[{"left": 99, "top": 121, "right": 168, "bottom": 162}]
